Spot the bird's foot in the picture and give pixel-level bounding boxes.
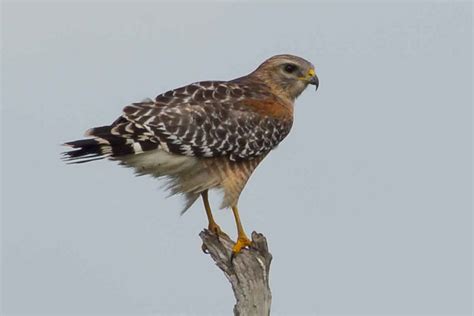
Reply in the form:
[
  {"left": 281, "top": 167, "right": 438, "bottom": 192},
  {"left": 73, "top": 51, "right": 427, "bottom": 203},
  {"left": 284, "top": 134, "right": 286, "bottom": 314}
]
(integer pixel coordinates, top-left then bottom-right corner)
[
  {"left": 202, "top": 222, "right": 228, "bottom": 254},
  {"left": 230, "top": 235, "right": 252, "bottom": 261},
  {"left": 208, "top": 222, "right": 224, "bottom": 236}
]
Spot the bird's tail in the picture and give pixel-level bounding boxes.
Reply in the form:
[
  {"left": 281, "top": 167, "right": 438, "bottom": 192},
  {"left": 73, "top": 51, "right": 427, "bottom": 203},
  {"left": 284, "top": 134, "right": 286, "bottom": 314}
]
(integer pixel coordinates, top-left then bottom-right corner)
[{"left": 62, "top": 121, "right": 159, "bottom": 164}]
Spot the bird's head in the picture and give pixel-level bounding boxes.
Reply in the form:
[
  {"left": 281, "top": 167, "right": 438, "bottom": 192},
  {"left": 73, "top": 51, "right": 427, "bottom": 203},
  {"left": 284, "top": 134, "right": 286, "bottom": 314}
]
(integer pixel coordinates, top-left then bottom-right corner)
[{"left": 251, "top": 54, "right": 319, "bottom": 101}]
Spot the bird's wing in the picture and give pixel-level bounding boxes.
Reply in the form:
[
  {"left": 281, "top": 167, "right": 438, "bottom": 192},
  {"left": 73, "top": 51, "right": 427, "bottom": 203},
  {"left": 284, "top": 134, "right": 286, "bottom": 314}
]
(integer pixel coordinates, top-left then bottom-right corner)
[{"left": 121, "top": 81, "right": 293, "bottom": 161}]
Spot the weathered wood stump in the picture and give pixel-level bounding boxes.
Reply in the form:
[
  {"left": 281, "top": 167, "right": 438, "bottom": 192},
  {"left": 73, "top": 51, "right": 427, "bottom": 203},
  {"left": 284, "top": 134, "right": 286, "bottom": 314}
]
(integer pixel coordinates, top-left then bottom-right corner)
[{"left": 200, "top": 230, "right": 273, "bottom": 316}]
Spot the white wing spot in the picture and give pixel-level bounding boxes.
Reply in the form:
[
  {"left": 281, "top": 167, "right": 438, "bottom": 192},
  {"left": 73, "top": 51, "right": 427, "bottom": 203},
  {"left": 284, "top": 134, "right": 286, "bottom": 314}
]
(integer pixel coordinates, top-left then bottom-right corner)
[{"left": 132, "top": 142, "right": 143, "bottom": 154}]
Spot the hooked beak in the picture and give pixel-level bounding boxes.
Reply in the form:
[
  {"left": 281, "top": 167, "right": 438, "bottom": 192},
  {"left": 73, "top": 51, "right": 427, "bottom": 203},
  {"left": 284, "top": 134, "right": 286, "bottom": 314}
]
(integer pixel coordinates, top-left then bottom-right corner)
[
  {"left": 308, "top": 74, "right": 319, "bottom": 91},
  {"left": 302, "top": 68, "right": 319, "bottom": 91}
]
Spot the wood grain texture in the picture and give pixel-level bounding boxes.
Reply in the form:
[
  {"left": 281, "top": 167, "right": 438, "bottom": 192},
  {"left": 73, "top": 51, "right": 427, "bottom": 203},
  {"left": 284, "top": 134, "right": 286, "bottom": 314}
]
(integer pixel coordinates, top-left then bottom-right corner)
[{"left": 200, "top": 229, "right": 272, "bottom": 316}]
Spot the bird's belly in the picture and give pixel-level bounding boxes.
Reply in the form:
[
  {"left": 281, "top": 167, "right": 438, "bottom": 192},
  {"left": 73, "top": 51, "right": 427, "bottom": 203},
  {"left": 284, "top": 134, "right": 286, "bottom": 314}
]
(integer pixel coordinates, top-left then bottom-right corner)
[
  {"left": 119, "top": 149, "right": 198, "bottom": 176},
  {"left": 118, "top": 149, "right": 222, "bottom": 194},
  {"left": 117, "top": 149, "right": 267, "bottom": 210}
]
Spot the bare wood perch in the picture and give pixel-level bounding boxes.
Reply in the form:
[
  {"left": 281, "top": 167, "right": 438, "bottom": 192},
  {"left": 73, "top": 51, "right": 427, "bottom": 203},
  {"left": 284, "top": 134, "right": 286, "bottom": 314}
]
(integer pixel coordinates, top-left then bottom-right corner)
[{"left": 200, "top": 230, "right": 272, "bottom": 316}]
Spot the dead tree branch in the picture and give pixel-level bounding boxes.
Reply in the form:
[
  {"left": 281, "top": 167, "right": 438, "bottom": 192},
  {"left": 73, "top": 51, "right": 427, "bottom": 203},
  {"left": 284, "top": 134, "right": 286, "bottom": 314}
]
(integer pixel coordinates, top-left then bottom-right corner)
[{"left": 200, "top": 230, "right": 272, "bottom": 316}]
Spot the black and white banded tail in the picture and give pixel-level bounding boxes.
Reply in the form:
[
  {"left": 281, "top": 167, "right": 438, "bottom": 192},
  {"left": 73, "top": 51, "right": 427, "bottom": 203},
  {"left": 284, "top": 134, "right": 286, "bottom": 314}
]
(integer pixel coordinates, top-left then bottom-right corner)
[{"left": 62, "top": 120, "right": 160, "bottom": 163}]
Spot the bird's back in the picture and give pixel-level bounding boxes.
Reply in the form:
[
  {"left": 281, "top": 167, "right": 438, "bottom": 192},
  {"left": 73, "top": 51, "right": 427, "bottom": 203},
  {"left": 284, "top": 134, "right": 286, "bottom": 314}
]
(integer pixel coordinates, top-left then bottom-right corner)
[{"left": 63, "top": 78, "right": 294, "bottom": 211}]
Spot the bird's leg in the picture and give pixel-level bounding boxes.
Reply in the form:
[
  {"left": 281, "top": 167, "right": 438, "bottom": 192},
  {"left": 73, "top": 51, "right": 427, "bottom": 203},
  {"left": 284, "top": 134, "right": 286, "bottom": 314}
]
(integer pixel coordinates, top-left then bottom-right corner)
[
  {"left": 231, "top": 205, "right": 252, "bottom": 255},
  {"left": 202, "top": 190, "right": 223, "bottom": 236}
]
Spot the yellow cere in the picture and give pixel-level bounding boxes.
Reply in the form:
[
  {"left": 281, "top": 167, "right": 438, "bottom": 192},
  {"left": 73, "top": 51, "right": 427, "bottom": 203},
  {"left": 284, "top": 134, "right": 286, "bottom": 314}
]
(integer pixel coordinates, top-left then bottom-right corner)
[{"left": 299, "top": 68, "right": 316, "bottom": 81}]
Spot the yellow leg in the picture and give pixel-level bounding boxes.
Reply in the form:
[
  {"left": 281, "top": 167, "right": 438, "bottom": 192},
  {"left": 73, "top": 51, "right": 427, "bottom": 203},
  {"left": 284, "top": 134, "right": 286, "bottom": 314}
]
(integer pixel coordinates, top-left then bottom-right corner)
[
  {"left": 202, "top": 190, "right": 223, "bottom": 235},
  {"left": 231, "top": 205, "right": 252, "bottom": 254}
]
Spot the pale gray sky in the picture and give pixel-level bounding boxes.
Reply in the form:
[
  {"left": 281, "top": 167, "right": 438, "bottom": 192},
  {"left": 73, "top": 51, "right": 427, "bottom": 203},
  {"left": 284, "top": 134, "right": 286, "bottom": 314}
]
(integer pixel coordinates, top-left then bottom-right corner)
[{"left": 2, "top": 1, "right": 472, "bottom": 315}]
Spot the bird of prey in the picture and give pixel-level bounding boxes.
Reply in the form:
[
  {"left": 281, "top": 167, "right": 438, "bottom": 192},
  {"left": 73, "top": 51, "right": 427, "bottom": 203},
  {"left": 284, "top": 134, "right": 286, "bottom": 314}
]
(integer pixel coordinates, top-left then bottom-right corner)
[{"left": 63, "top": 54, "right": 319, "bottom": 254}]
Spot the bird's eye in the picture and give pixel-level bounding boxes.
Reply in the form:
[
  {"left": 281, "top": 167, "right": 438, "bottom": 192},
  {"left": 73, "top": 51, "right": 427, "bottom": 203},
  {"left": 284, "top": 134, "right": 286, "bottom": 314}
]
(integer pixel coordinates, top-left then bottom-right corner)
[{"left": 284, "top": 64, "right": 297, "bottom": 74}]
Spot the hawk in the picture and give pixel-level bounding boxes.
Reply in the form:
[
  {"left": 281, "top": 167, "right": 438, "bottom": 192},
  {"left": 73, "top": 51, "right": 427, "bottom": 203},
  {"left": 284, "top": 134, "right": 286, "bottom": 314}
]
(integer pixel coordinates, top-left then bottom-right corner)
[{"left": 63, "top": 54, "right": 319, "bottom": 254}]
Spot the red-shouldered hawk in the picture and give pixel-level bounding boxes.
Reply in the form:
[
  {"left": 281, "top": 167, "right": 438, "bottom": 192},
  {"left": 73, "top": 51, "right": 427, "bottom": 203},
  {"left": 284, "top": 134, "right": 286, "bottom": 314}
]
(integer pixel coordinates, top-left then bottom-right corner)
[{"left": 63, "top": 54, "right": 319, "bottom": 254}]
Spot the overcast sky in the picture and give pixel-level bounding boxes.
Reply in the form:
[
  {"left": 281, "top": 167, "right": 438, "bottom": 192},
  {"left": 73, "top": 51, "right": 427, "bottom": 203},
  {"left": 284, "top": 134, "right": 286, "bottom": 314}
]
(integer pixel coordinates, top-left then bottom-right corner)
[{"left": 2, "top": 1, "right": 472, "bottom": 315}]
